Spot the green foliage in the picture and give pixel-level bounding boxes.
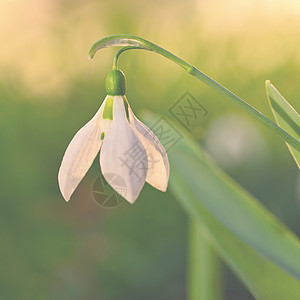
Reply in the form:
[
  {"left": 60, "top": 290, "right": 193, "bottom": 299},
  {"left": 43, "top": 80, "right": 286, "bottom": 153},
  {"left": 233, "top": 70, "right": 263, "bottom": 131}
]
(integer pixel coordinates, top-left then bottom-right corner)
[
  {"left": 266, "top": 81, "right": 300, "bottom": 168},
  {"left": 1, "top": 5, "right": 300, "bottom": 298},
  {"left": 142, "top": 113, "right": 300, "bottom": 299},
  {"left": 188, "top": 219, "right": 221, "bottom": 300}
]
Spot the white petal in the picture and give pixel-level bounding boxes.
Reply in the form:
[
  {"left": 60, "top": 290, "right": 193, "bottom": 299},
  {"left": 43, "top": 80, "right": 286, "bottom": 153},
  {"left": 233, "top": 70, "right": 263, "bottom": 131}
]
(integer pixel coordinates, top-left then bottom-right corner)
[
  {"left": 100, "top": 96, "right": 147, "bottom": 204},
  {"left": 58, "top": 96, "right": 111, "bottom": 201},
  {"left": 126, "top": 97, "right": 170, "bottom": 191}
]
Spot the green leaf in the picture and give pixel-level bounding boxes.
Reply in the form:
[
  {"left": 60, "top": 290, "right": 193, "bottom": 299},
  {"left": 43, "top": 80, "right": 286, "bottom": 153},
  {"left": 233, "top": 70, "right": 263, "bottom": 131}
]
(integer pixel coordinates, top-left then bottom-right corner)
[
  {"left": 265, "top": 80, "right": 300, "bottom": 168},
  {"left": 141, "top": 112, "right": 300, "bottom": 297},
  {"left": 188, "top": 219, "right": 222, "bottom": 300},
  {"left": 169, "top": 124, "right": 300, "bottom": 281},
  {"left": 173, "top": 181, "right": 300, "bottom": 300},
  {"left": 170, "top": 132, "right": 300, "bottom": 280}
]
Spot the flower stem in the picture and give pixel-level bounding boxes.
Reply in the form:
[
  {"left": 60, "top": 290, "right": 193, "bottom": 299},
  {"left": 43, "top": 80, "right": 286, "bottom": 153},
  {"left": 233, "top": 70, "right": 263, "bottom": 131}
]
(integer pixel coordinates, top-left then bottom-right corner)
[
  {"left": 89, "top": 34, "right": 300, "bottom": 152},
  {"left": 112, "top": 46, "right": 150, "bottom": 69}
]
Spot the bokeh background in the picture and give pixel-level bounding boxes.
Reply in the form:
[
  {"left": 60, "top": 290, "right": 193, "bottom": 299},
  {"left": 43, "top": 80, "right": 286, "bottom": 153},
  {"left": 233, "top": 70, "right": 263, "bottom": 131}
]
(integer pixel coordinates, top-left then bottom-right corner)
[{"left": 1, "top": 0, "right": 300, "bottom": 299}]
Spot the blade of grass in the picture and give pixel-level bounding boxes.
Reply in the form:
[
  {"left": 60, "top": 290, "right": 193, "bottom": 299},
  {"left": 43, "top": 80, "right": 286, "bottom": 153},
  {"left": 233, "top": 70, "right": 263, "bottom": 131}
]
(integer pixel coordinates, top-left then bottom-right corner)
[
  {"left": 141, "top": 112, "right": 300, "bottom": 281},
  {"left": 188, "top": 218, "right": 222, "bottom": 300},
  {"left": 173, "top": 135, "right": 300, "bottom": 281},
  {"left": 172, "top": 173, "right": 300, "bottom": 300},
  {"left": 265, "top": 80, "right": 300, "bottom": 168}
]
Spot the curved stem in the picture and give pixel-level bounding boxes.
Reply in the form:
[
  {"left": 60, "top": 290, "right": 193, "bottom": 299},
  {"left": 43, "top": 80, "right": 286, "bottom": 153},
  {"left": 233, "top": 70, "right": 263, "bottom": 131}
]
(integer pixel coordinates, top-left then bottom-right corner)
[
  {"left": 112, "top": 46, "right": 151, "bottom": 69},
  {"left": 89, "top": 34, "right": 300, "bottom": 152}
]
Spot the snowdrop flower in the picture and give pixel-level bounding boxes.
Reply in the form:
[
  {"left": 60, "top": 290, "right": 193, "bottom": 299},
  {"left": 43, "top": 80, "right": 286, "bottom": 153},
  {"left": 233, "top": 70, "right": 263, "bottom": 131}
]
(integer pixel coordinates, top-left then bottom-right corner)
[{"left": 58, "top": 69, "right": 169, "bottom": 204}]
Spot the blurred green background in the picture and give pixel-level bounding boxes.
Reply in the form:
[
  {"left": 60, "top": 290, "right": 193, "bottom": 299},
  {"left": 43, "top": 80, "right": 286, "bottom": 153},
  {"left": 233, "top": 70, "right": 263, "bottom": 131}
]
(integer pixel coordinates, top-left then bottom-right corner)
[{"left": 0, "top": 0, "right": 299, "bottom": 299}]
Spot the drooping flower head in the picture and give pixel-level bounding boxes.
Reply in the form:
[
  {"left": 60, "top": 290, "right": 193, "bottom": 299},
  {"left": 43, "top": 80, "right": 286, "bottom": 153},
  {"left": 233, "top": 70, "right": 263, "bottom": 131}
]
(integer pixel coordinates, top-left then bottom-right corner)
[{"left": 58, "top": 69, "right": 169, "bottom": 204}]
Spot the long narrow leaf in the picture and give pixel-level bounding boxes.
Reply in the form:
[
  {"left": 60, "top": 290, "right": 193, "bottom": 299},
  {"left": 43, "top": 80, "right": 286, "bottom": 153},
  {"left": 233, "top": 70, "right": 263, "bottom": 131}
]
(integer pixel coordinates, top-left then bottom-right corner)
[
  {"left": 141, "top": 112, "right": 300, "bottom": 282},
  {"left": 188, "top": 219, "right": 222, "bottom": 300},
  {"left": 172, "top": 174, "right": 300, "bottom": 299},
  {"left": 265, "top": 80, "right": 300, "bottom": 168}
]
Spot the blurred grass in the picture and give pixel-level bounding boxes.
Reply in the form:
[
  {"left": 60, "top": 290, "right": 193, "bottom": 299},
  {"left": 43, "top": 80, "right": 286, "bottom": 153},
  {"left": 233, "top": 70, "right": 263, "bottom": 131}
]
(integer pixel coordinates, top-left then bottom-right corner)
[{"left": 0, "top": 0, "right": 300, "bottom": 299}]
